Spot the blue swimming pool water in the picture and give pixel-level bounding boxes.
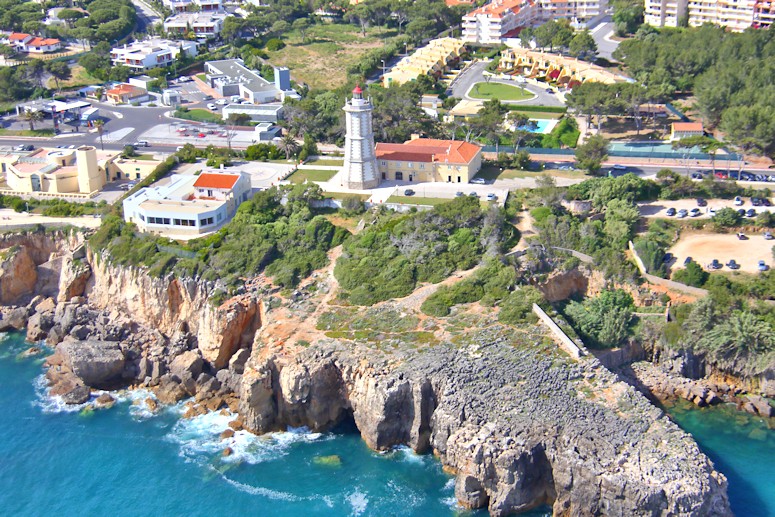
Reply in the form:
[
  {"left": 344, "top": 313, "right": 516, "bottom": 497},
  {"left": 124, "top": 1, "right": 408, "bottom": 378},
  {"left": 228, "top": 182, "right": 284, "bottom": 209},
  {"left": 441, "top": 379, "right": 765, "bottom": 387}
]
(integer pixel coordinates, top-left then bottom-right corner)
[{"left": 518, "top": 120, "right": 551, "bottom": 134}]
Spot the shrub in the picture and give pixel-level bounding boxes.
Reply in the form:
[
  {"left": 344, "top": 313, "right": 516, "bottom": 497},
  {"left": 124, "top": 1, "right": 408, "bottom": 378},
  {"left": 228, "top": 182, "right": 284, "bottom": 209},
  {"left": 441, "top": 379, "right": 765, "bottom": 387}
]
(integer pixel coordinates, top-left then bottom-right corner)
[
  {"left": 712, "top": 207, "right": 741, "bottom": 228},
  {"left": 530, "top": 206, "right": 553, "bottom": 224},
  {"left": 672, "top": 261, "right": 709, "bottom": 287},
  {"left": 266, "top": 38, "right": 285, "bottom": 51},
  {"left": 498, "top": 286, "right": 543, "bottom": 325}
]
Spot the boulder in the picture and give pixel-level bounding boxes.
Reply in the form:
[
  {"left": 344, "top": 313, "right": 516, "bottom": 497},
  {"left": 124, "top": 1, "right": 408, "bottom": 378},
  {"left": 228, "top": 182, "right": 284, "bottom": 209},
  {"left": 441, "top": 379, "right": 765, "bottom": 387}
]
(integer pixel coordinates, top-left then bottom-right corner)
[
  {"left": 95, "top": 393, "right": 116, "bottom": 408},
  {"left": 69, "top": 324, "right": 91, "bottom": 340},
  {"left": 229, "top": 348, "right": 250, "bottom": 374},
  {"left": 60, "top": 385, "right": 91, "bottom": 405},
  {"left": 170, "top": 351, "right": 203, "bottom": 382},
  {"left": 26, "top": 312, "right": 54, "bottom": 341},
  {"left": 747, "top": 396, "right": 774, "bottom": 418},
  {"left": 56, "top": 338, "right": 126, "bottom": 388},
  {"left": 0, "top": 306, "right": 30, "bottom": 331},
  {"left": 156, "top": 376, "right": 187, "bottom": 404}
]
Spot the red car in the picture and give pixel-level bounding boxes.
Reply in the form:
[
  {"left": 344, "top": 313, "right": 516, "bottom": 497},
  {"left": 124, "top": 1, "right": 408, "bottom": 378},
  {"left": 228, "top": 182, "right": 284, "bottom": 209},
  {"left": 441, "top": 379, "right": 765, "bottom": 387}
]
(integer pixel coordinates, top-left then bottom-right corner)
[{"left": 197, "top": 133, "right": 206, "bottom": 138}]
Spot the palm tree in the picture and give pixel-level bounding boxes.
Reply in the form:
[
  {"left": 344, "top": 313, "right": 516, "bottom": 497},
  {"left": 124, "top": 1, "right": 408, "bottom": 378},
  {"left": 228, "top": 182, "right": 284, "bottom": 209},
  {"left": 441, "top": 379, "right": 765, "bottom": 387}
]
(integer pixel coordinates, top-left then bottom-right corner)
[
  {"left": 700, "top": 311, "right": 774, "bottom": 367},
  {"left": 93, "top": 119, "right": 105, "bottom": 150},
  {"left": 23, "top": 110, "right": 44, "bottom": 131},
  {"left": 277, "top": 133, "right": 299, "bottom": 160}
]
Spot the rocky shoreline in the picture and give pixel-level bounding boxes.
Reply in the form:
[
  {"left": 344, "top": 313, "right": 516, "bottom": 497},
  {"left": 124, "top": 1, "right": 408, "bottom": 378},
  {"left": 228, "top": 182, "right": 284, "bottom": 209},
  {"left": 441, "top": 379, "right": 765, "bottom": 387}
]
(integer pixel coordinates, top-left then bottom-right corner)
[{"left": 0, "top": 230, "right": 737, "bottom": 515}]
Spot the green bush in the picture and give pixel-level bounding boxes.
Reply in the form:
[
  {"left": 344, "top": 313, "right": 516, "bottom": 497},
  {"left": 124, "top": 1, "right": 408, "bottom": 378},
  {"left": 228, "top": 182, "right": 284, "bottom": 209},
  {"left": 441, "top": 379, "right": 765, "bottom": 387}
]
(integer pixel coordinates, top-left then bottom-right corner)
[
  {"left": 530, "top": 206, "right": 553, "bottom": 224},
  {"left": 498, "top": 286, "right": 543, "bottom": 325},
  {"left": 563, "top": 289, "right": 635, "bottom": 348},
  {"left": 672, "top": 261, "right": 708, "bottom": 287},
  {"left": 712, "top": 207, "right": 741, "bottom": 228},
  {"left": 266, "top": 38, "right": 285, "bottom": 51}
]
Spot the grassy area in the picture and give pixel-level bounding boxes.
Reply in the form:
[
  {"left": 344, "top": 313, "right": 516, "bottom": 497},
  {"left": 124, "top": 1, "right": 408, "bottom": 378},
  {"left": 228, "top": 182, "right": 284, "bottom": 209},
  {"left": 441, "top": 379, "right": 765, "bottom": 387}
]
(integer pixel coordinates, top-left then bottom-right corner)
[
  {"left": 266, "top": 24, "right": 399, "bottom": 89},
  {"left": 196, "top": 73, "right": 207, "bottom": 82},
  {"left": 469, "top": 82, "right": 533, "bottom": 101},
  {"left": 476, "top": 164, "right": 585, "bottom": 181},
  {"left": 174, "top": 108, "right": 223, "bottom": 124},
  {"left": 133, "top": 154, "right": 157, "bottom": 161},
  {"left": 46, "top": 65, "right": 101, "bottom": 90},
  {"left": 325, "top": 192, "right": 370, "bottom": 201},
  {"left": 386, "top": 195, "right": 455, "bottom": 206},
  {"left": 287, "top": 168, "right": 338, "bottom": 183},
  {"left": 307, "top": 157, "right": 345, "bottom": 166},
  {"left": 510, "top": 111, "right": 565, "bottom": 120},
  {"left": 0, "top": 128, "right": 56, "bottom": 137}
]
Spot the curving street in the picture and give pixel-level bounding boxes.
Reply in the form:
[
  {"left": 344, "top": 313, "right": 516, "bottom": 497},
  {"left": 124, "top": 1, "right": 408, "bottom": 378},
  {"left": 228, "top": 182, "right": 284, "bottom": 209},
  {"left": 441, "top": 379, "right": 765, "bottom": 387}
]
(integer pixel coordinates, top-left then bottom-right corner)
[{"left": 450, "top": 60, "right": 564, "bottom": 107}]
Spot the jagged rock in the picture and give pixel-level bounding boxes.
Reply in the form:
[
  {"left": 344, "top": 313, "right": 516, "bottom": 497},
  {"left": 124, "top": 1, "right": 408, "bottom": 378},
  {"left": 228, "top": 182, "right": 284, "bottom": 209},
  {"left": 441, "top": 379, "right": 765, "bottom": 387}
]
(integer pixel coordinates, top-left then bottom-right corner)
[
  {"left": 19, "top": 346, "right": 42, "bottom": 358},
  {"left": 746, "top": 396, "right": 773, "bottom": 418},
  {"left": 0, "top": 244, "right": 37, "bottom": 304},
  {"left": 216, "top": 369, "right": 241, "bottom": 394},
  {"left": 26, "top": 311, "right": 54, "bottom": 341},
  {"left": 60, "top": 384, "right": 91, "bottom": 405},
  {"left": 229, "top": 348, "right": 250, "bottom": 374},
  {"left": 156, "top": 376, "right": 187, "bottom": 405},
  {"left": 222, "top": 447, "right": 233, "bottom": 457},
  {"left": 0, "top": 306, "right": 29, "bottom": 331},
  {"left": 170, "top": 351, "right": 203, "bottom": 382},
  {"left": 198, "top": 297, "right": 260, "bottom": 369},
  {"left": 46, "top": 325, "right": 64, "bottom": 346},
  {"left": 95, "top": 393, "right": 115, "bottom": 408},
  {"left": 69, "top": 324, "right": 91, "bottom": 340},
  {"left": 220, "top": 429, "right": 235, "bottom": 440},
  {"left": 56, "top": 338, "right": 125, "bottom": 388},
  {"left": 34, "top": 297, "right": 56, "bottom": 314}
]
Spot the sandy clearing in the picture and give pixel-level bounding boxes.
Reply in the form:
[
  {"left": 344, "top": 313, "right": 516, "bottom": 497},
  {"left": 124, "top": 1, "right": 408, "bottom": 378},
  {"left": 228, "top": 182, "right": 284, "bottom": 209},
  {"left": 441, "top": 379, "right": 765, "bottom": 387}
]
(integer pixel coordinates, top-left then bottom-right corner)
[
  {"left": 639, "top": 198, "right": 774, "bottom": 219},
  {"left": 668, "top": 232, "right": 773, "bottom": 273}
]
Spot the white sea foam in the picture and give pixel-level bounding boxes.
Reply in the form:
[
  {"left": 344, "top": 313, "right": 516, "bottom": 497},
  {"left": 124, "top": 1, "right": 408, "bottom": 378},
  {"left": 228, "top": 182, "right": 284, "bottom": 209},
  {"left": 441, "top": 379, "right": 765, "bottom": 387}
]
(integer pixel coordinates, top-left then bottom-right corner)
[
  {"left": 443, "top": 478, "right": 455, "bottom": 491},
  {"left": 346, "top": 489, "right": 369, "bottom": 516},
  {"left": 32, "top": 374, "right": 88, "bottom": 413},
  {"left": 396, "top": 445, "right": 426, "bottom": 465},
  {"left": 221, "top": 475, "right": 303, "bottom": 501}
]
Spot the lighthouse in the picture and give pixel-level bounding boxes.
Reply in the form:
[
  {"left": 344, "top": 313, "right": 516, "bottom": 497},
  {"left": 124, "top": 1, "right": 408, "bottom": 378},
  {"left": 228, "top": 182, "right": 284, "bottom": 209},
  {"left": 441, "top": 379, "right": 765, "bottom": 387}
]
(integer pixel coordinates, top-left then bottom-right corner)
[{"left": 337, "top": 85, "right": 380, "bottom": 189}]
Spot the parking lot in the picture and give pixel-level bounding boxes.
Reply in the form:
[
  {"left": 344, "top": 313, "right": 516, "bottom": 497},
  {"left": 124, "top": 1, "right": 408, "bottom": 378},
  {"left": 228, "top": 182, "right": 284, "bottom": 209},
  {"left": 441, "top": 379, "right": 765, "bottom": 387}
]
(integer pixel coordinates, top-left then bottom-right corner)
[
  {"left": 639, "top": 197, "right": 774, "bottom": 219},
  {"left": 668, "top": 232, "right": 773, "bottom": 273},
  {"left": 171, "top": 78, "right": 213, "bottom": 105}
]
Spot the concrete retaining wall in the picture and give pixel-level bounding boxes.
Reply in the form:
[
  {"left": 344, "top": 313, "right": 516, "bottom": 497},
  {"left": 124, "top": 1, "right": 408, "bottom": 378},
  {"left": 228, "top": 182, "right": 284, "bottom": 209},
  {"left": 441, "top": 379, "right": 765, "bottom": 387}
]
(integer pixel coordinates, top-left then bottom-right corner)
[
  {"left": 532, "top": 303, "right": 586, "bottom": 360},
  {"left": 628, "top": 241, "right": 709, "bottom": 297}
]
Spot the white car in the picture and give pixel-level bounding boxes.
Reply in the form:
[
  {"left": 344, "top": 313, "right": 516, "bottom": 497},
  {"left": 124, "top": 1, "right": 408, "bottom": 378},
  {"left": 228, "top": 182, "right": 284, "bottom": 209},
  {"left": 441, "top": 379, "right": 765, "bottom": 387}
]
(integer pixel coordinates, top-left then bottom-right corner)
[
  {"left": 734, "top": 196, "right": 743, "bottom": 206},
  {"left": 612, "top": 164, "right": 627, "bottom": 170},
  {"left": 215, "top": 98, "right": 228, "bottom": 105},
  {"left": 470, "top": 177, "right": 486, "bottom": 184},
  {"left": 206, "top": 103, "right": 218, "bottom": 110}
]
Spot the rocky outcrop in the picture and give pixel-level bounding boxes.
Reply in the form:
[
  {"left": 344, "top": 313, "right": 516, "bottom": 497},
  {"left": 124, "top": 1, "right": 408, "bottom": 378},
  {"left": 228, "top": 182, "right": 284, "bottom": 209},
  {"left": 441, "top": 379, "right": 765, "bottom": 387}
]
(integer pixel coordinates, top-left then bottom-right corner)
[
  {"left": 57, "top": 254, "right": 91, "bottom": 302},
  {"left": 56, "top": 337, "right": 125, "bottom": 388},
  {"left": 197, "top": 295, "right": 261, "bottom": 368},
  {"left": 239, "top": 335, "right": 732, "bottom": 516},
  {"left": 0, "top": 245, "right": 37, "bottom": 304}
]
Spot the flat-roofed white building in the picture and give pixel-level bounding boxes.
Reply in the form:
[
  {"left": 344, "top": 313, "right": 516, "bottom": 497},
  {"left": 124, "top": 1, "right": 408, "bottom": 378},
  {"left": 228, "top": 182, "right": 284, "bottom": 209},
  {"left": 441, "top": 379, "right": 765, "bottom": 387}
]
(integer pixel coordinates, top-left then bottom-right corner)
[
  {"left": 162, "top": 0, "right": 222, "bottom": 13},
  {"left": 204, "top": 59, "right": 299, "bottom": 104},
  {"left": 123, "top": 170, "right": 251, "bottom": 237},
  {"left": 110, "top": 39, "right": 198, "bottom": 71},
  {"left": 462, "top": 0, "right": 538, "bottom": 44},
  {"left": 163, "top": 11, "right": 227, "bottom": 38},
  {"left": 645, "top": 0, "right": 771, "bottom": 30}
]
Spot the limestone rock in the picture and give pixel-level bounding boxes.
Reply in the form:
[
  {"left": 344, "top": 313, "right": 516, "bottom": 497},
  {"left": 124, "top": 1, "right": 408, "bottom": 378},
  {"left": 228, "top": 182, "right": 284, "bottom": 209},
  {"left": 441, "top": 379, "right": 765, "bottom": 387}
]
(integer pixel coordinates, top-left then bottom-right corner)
[
  {"left": 56, "top": 338, "right": 125, "bottom": 388},
  {"left": 170, "top": 351, "right": 203, "bottom": 382}
]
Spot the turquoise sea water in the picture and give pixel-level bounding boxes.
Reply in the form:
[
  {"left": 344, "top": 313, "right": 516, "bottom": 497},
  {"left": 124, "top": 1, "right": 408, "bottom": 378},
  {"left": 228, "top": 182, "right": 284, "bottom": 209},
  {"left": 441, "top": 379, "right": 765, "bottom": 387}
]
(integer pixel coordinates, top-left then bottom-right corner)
[
  {"left": 2, "top": 329, "right": 771, "bottom": 516},
  {"left": 663, "top": 399, "right": 775, "bottom": 516}
]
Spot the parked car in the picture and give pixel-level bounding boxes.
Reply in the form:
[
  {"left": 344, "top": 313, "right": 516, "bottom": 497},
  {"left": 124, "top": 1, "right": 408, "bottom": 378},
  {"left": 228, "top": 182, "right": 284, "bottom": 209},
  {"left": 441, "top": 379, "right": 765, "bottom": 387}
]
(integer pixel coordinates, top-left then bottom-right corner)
[
  {"left": 762, "top": 198, "right": 772, "bottom": 206},
  {"left": 737, "top": 232, "right": 748, "bottom": 240},
  {"left": 176, "top": 146, "right": 185, "bottom": 151},
  {"left": 663, "top": 253, "right": 673, "bottom": 263},
  {"left": 545, "top": 88, "right": 554, "bottom": 94},
  {"left": 215, "top": 98, "right": 228, "bottom": 105},
  {"left": 677, "top": 209, "right": 689, "bottom": 218},
  {"left": 709, "top": 207, "right": 716, "bottom": 215},
  {"left": 455, "top": 191, "right": 464, "bottom": 197},
  {"left": 13, "top": 144, "right": 33, "bottom": 151},
  {"left": 737, "top": 208, "right": 746, "bottom": 217},
  {"left": 710, "top": 259, "right": 722, "bottom": 270},
  {"left": 403, "top": 189, "right": 415, "bottom": 196},
  {"left": 764, "top": 231, "right": 774, "bottom": 240},
  {"left": 734, "top": 196, "right": 744, "bottom": 205},
  {"left": 206, "top": 103, "right": 217, "bottom": 110},
  {"left": 746, "top": 208, "right": 756, "bottom": 217},
  {"left": 684, "top": 256, "right": 693, "bottom": 266},
  {"left": 203, "top": 95, "right": 213, "bottom": 101},
  {"left": 758, "top": 260, "right": 769, "bottom": 272},
  {"left": 727, "top": 259, "right": 740, "bottom": 270},
  {"left": 666, "top": 207, "right": 677, "bottom": 216},
  {"left": 612, "top": 164, "right": 627, "bottom": 170},
  {"left": 752, "top": 197, "right": 762, "bottom": 206},
  {"left": 690, "top": 208, "right": 701, "bottom": 217},
  {"left": 558, "top": 164, "right": 576, "bottom": 171},
  {"left": 696, "top": 198, "right": 707, "bottom": 207},
  {"left": 469, "top": 191, "right": 479, "bottom": 197},
  {"left": 470, "top": 177, "right": 486, "bottom": 184},
  {"left": 486, "top": 193, "right": 497, "bottom": 201},
  {"left": 132, "top": 140, "right": 150, "bottom": 148}
]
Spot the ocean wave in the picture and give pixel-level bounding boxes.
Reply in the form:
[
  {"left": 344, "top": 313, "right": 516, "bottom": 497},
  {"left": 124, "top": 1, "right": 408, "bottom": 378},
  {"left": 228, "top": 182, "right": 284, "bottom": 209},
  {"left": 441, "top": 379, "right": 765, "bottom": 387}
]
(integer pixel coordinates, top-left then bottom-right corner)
[
  {"left": 221, "top": 475, "right": 303, "bottom": 501},
  {"left": 32, "top": 374, "right": 89, "bottom": 413},
  {"left": 346, "top": 489, "right": 369, "bottom": 516},
  {"left": 167, "top": 410, "right": 331, "bottom": 467}
]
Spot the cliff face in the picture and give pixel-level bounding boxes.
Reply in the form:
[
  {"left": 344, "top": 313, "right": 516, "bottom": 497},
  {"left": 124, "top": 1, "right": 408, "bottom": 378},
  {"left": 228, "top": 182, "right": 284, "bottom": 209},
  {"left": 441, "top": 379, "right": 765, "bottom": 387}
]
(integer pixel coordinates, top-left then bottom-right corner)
[
  {"left": 84, "top": 251, "right": 260, "bottom": 368},
  {"left": 239, "top": 334, "right": 731, "bottom": 517}
]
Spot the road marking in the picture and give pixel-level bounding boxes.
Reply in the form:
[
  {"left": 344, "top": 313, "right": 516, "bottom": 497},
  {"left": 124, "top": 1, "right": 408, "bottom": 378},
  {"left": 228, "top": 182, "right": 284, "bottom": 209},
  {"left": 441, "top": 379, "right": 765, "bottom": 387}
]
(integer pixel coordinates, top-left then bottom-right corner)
[
  {"left": 111, "top": 112, "right": 124, "bottom": 119},
  {"left": 102, "top": 127, "right": 135, "bottom": 143},
  {"left": 590, "top": 23, "right": 608, "bottom": 35}
]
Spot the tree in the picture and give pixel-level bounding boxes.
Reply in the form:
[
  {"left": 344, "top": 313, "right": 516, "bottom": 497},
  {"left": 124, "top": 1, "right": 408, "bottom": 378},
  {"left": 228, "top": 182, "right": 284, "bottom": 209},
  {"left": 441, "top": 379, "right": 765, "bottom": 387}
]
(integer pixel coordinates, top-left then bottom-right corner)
[
  {"left": 699, "top": 311, "right": 774, "bottom": 367},
  {"left": 672, "top": 261, "right": 708, "bottom": 287},
  {"left": 227, "top": 113, "right": 251, "bottom": 126},
  {"left": 712, "top": 207, "right": 741, "bottom": 228},
  {"left": 46, "top": 61, "right": 72, "bottom": 92},
  {"left": 564, "top": 289, "right": 634, "bottom": 347},
  {"left": 271, "top": 20, "right": 290, "bottom": 36},
  {"left": 575, "top": 134, "right": 609, "bottom": 175},
  {"left": 292, "top": 18, "right": 311, "bottom": 43},
  {"left": 94, "top": 119, "right": 105, "bottom": 150},
  {"left": 569, "top": 30, "right": 598, "bottom": 60},
  {"left": 58, "top": 8, "right": 86, "bottom": 26},
  {"left": 23, "top": 110, "right": 44, "bottom": 131},
  {"left": 24, "top": 59, "right": 46, "bottom": 89},
  {"left": 122, "top": 144, "right": 137, "bottom": 158},
  {"left": 221, "top": 16, "right": 245, "bottom": 43},
  {"left": 277, "top": 133, "right": 300, "bottom": 160}
]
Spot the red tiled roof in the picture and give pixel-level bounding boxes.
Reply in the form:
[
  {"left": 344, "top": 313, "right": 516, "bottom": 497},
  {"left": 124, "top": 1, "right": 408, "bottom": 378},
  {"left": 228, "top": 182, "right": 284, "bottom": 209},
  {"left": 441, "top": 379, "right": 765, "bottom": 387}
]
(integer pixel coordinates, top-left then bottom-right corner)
[
  {"left": 672, "top": 122, "right": 704, "bottom": 132},
  {"left": 193, "top": 173, "right": 240, "bottom": 190},
  {"left": 27, "top": 37, "right": 60, "bottom": 47},
  {"left": 106, "top": 83, "right": 145, "bottom": 96},
  {"left": 376, "top": 139, "right": 481, "bottom": 164},
  {"left": 466, "top": 0, "right": 527, "bottom": 19},
  {"left": 8, "top": 32, "right": 31, "bottom": 41}
]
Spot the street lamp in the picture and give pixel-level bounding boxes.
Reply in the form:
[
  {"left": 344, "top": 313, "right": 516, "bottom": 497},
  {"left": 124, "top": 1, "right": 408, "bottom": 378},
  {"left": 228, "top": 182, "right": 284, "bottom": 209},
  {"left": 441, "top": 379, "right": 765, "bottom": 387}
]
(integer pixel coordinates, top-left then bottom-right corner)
[{"left": 381, "top": 59, "right": 386, "bottom": 78}]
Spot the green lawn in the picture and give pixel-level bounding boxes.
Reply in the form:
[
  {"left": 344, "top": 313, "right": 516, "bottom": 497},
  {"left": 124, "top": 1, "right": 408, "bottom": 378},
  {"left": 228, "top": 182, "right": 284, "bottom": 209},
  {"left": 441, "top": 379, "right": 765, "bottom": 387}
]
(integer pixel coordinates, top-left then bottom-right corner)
[
  {"left": 174, "top": 108, "right": 223, "bottom": 124},
  {"left": 476, "top": 164, "right": 585, "bottom": 181},
  {"left": 287, "top": 169, "right": 338, "bottom": 183},
  {"left": 307, "top": 157, "right": 345, "bottom": 166},
  {"left": 196, "top": 73, "right": 207, "bottom": 82},
  {"left": 469, "top": 82, "right": 533, "bottom": 101},
  {"left": 0, "top": 128, "right": 55, "bottom": 137},
  {"left": 386, "top": 195, "right": 455, "bottom": 206},
  {"left": 325, "top": 192, "right": 370, "bottom": 201}
]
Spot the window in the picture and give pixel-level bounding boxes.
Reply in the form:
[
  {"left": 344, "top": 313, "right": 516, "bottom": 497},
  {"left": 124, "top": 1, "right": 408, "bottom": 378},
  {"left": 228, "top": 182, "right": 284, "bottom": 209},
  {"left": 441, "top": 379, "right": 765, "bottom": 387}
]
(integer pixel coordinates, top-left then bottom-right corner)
[
  {"left": 407, "top": 162, "right": 413, "bottom": 168},
  {"left": 200, "top": 217, "right": 214, "bottom": 226},
  {"left": 395, "top": 171, "right": 403, "bottom": 180},
  {"left": 163, "top": 218, "right": 170, "bottom": 225},
  {"left": 380, "top": 160, "right": 387, "bottom": 166},
  {"left": 207, "top": 189, "right": 213, "bottom": 197},
  {"left": 135, "top": 173, "right": 140, "bottom": 179},
  {"left": 419, "top": 163, "right": 425, "bottom": 169},
  {"left": 139, "top": 215, "right": 145, "bottom": 221}
]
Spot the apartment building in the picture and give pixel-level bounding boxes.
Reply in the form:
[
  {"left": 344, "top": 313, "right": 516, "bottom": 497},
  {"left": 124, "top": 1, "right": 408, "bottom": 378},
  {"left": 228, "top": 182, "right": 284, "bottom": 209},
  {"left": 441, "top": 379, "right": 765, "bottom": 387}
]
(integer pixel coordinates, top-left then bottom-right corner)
[
  {"left": 162, "top": 0, "right": 222, "bottom": 13},
  {"left": 536, "top": 0, "right": 608, "bottom": 23},
  {"left": 645, "top": 0, "right": 771, "bottom": 30},
  {"left": 110, "top": 39, "right": 198, "bottom": 71},
  {"left": 382, "top": 38, "right": 467, "bottom": 87},
  {"left": 462, "top": 0, "right": 538, "bottom": 44}
]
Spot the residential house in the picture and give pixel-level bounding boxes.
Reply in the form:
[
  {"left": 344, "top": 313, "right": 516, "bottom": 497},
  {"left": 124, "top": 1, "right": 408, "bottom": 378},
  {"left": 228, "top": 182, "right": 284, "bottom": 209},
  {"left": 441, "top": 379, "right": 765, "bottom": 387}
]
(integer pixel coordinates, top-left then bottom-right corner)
[
  {"left": 110, "top": 39, "right": 198, "bottom": 71},
  {"left": 670, "top": 122, "right": 704, "bottom": 141},
  {"left": 163, "top": 11, "right": 227, "bottom": 38},
  {"left": 162, "top": 0, "right": 223, "bottom": 13},
  {"left": 645, "top": 0, "right": 771, "bottom": 30},
  {"left": 2, "top": 32, "right": 61, "bottom": 53},
  {"left": 105, "top": 83, "right": 150, "bottom": 105},
  {"left": 382, "top": 38, "right": 467, "bottom": 88}
]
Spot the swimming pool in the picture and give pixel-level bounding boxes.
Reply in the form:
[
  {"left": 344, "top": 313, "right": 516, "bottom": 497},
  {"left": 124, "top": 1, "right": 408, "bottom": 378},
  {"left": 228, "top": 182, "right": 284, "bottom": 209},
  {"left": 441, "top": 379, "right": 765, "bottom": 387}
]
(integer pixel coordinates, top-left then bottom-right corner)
[{"left": 518, "top": 119, "right": 555, "bottom": 134}]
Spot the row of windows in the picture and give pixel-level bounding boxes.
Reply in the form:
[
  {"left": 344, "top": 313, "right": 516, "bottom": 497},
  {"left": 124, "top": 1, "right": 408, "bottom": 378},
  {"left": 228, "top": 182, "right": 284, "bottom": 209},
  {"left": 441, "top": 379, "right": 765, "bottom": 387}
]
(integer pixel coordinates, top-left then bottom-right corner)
[
  {"left": 200, "top": 217, "right": 214, "bottom": 226},
  {"left": 380, "top": 161, "right": 426, "bottom": 169},
  {"left": 174, "top": 218, "right": 196, "bottom": 227},
  {"left": 143, "top": 216, "right": 196, "bottom": 227}
]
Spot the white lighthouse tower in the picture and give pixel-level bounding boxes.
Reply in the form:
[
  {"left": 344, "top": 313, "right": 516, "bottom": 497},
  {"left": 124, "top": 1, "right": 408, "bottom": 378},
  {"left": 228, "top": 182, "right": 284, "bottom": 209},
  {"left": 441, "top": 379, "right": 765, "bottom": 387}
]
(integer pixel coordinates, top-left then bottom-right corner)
[{"left": 337, "top": 85, "right": 380, "bottom": 189}]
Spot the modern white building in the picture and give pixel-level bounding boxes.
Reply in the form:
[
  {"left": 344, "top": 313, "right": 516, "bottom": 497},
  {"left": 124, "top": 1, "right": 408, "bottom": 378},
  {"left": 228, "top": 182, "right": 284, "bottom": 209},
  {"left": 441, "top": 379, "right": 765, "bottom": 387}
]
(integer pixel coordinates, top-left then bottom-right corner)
[
  {"left": 123, "top": 171, "right": 252, "bottom": 237},
  {"left": 162, "top": 0, "right": 222, "bottom": 12},
  {"left": 334, "top": 86, "right": 380, "bottom": 190},
  {"left": 221, "top": 103, "right": 284, "bottom": 122},
  {"left": 644, "top": 0, "right": 771, "bottom": 30},
  {"left": 110, "top": 39, "right": 198, "bottom": 71},
  {"left": 163, "top": 11, "right": 227, "bottom": 38},
  {"left": 204, "top": 59, "right": 299, "bottom": 104}
]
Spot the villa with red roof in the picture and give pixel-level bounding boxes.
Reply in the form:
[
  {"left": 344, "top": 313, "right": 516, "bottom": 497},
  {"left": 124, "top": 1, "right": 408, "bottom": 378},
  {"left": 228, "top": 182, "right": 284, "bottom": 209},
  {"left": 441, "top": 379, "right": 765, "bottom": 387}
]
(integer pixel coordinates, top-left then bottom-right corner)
[
  {"left": 123, "top": 170, "right": 251, "bottom": 238},
  {"left": 2, "top": 32, "right": 61, "bottom": 53},
  {"left": 376, "top": 137, "right": 483, "bottom": 184},
  {"left": 670, "top": 122, "right": 705, "bottom": 141}
]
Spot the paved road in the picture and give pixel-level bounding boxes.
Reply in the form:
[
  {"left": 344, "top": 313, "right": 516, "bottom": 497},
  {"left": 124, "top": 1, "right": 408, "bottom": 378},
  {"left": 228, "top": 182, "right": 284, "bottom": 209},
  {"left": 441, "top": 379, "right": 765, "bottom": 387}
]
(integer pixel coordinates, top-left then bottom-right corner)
[
  {"left": 450, "top": 61, "right": 563, "bottom": 107},
  {"left": 589, "top": 17, "right": 619, "bottom": 61},
  {"left": 131, "top": 0, "right": 162, "bottom": 33}
]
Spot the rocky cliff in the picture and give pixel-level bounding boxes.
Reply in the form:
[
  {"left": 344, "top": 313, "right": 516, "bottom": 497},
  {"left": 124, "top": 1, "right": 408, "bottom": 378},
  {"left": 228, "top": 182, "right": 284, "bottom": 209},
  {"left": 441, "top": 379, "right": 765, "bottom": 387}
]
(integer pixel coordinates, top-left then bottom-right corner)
[{"left": 238, "top": 330, "right": 731, "bottom": 516}]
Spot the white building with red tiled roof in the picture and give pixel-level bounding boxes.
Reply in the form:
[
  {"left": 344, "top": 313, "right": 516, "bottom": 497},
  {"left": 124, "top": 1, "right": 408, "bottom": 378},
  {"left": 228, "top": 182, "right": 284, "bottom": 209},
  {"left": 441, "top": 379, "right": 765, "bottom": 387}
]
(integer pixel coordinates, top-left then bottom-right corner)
[
  {"left": 1, "top": 32, "right": 61, "bottom": 52},
  {"left": 123, "top": 170, "right": 251, "bottom": 237}
]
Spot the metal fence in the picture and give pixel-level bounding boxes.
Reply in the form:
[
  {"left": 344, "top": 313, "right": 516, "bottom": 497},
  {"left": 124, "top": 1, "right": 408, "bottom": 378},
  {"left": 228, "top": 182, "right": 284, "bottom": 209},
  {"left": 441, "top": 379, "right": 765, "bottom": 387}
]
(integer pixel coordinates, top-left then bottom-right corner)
[{"left": 481, "top": 145, "right": 741, "bottom": 162}]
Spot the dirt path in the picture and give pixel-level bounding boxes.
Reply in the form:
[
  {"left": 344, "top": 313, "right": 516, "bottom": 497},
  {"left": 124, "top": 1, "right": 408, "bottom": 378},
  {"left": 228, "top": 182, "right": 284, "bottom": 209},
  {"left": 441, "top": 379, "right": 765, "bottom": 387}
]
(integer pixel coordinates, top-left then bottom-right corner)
[
  {"left": 382, "top": 266, "right": 481, "bottom": 313},
  {"left": 511, "top": 212, "right": 535, "bottom": 253}
]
